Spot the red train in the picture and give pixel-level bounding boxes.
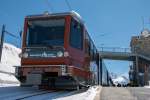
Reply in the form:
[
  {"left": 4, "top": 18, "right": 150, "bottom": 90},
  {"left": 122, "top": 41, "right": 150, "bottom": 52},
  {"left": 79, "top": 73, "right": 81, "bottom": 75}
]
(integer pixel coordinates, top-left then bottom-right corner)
[{"left": 16, "top": 11, "right": 109, "bottom": 89}]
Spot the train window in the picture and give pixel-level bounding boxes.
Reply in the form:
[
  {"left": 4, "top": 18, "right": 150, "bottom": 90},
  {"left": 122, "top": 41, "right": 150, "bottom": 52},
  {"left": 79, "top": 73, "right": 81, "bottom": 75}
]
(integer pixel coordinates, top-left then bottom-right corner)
[
  {"left": 26, "top": 18, "right": 65, "bottom": 47},
  {"left": 88, "top": 41, "right": 91, "bottom": 56},
  {"left": 85, "top": 31, "right": 89, "bottom": 54},
  {"left": 90, "top": 42, "right": 94, "bottom": 59},
  {"left": 93, "top": 47, "right": 97, "bottom": 60},
  {"left": 70, "top": 18, "right": 83, "bottom": 49},
  {"left": 85, "top": 32, "right": 91, "bottom": 55},
  {"left": 85, "top": 39, "right": 88, "bottom": 53}
]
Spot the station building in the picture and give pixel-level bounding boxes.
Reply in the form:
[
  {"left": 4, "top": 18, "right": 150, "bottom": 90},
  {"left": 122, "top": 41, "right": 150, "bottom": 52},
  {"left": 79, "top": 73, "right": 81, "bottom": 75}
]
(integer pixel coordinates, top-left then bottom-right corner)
[{"left": 130, "top": 29, "right": 150, "bottom": 86}]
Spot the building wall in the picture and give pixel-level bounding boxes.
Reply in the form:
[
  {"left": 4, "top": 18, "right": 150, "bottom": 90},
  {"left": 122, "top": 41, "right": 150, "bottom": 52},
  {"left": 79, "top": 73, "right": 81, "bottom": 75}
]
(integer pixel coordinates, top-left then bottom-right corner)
[
  {"left": 130, "top": 33, "right": 150, "bottom": 86},
  {"left": 130, "top": 36, "right": 150, "bottom": 57}
]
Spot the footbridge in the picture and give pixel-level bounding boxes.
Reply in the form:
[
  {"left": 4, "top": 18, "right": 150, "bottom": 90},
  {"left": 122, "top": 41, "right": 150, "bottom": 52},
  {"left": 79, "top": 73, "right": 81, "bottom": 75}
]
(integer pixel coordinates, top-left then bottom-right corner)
[
  {"left": 99, "top": 47, "right": 150, "bottom": 63},
  {"left": 98, "top": 47, "right": 150, "bottom": 86}
]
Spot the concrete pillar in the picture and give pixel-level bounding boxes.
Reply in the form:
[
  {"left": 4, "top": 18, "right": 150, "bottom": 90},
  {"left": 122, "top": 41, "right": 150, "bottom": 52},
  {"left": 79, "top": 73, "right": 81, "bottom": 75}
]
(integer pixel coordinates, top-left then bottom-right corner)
[
  {"left": 0, "top": 25, "right": 5, "bottom": 62},
  {"left": 135, "top": 56, "right": 139, "bottom": 85},
  {"left": 100, "top": 58, "right": 103, "bottom": 85},
  {"left": 97, "top": 54, "right": 100, "bottom": 85}
]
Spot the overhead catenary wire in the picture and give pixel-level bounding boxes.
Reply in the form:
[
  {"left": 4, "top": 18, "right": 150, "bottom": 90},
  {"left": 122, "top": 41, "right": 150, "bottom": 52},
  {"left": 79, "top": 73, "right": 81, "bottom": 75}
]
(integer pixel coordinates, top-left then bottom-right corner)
[
  {"left": 44, "top": 0, "right": 72, "bottom": 12},
  {"left": 141, "top": 16, "right": 145, "bottom": 30},
  {"left": 141, "top": 16, "right": 150, "bottom": 30},
  {"left": 45, "top": 0, "right": 54, "bottom": 13},
  {"left": 5, "top": 30, "right": 19, "bottom": 39},
  {"left": 65, "top": 0, "right": 72, "bottom": 11},
  {"left": 0, "top": 25, "right": 20, "bottom": 47}
]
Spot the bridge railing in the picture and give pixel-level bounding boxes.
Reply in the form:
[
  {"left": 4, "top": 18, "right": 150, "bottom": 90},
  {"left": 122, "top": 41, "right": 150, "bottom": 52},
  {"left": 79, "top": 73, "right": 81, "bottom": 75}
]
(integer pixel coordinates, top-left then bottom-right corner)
[{"left": 99, "top": 47, "right": 131, "bottom": 53}]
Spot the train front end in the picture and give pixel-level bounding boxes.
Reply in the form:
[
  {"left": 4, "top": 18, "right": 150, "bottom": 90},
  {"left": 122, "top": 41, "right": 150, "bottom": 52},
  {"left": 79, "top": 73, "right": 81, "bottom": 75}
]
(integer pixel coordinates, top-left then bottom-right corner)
[{"left": 16, "top": 13, "right": 77, "bottom": 89}]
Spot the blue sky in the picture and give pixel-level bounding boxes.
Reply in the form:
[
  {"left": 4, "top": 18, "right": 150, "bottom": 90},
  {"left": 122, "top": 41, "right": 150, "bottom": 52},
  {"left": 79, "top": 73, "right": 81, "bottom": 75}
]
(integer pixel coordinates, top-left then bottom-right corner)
[{"left": 0, "top": 0, "right": 150, "bottom": 77}]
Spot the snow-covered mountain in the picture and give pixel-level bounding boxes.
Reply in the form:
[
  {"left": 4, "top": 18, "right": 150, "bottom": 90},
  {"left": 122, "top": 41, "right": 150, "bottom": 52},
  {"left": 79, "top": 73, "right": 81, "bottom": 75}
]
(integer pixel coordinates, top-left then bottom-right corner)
[
  {"left": 110, "top": 72, "right": 118, "bottom": 79},
  {"left": 0, "top": 43, "right": 21, "bottom": 86},
  {"left": 110, "top": 72, "right": 129, "bottom": 86},
  {"left": 112, "top": 76, "right": 129, "bottom": 86}
]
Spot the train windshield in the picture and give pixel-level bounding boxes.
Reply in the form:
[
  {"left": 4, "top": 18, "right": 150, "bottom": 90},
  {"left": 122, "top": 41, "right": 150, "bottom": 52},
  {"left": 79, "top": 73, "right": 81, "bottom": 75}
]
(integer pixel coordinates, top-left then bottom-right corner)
[{"left": 26, "top": 18, "right": 65, "bottom": 47}]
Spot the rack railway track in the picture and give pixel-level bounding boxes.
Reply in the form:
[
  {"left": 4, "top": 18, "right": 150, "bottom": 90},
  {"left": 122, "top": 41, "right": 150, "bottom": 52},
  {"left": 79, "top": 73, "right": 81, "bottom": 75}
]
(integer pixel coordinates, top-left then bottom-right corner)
[{"left": 0, "top": 86, "right": 87, "bottom": 100}]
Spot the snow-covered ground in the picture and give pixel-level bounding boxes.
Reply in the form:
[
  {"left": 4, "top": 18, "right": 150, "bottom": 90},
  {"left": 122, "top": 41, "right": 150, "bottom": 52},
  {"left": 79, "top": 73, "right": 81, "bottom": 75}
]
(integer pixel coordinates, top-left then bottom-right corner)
[
  {"left": 53, "top": 86, "right": 99, "bottom": 100},
  {"left": 0, "top": 43, "right": 21, "bottom": 86},
  {"left": 0, "top": 86, "right": 99, "bottom": 100},
  {"left": 144, "top": 86, "right": 150, "bottom": 88},
  {"left": 0, "top": 83, "right": 20, "bottom": 87}
]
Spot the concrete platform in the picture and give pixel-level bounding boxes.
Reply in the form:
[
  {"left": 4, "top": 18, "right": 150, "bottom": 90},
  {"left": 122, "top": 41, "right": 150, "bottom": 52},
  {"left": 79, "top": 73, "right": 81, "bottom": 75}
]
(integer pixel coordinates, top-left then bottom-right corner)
[{"left": 94, "top": 87, "right": 150, "bottom": 100}]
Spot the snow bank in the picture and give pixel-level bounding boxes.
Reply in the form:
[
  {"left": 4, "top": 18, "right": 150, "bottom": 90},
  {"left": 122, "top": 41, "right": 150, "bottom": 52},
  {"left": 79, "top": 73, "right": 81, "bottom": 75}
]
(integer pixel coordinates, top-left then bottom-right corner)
[
  {"left": 144, "top": 86, "right": 150, "bottom": 88},
  {"left": 54, "top": 86, "right": 99, "bottom": 100},
  {"left": 83, "top": 86, "right": 98, "bottom": 100},
  {"left": 0, "top": 73, "right": 19, "bottom": 83},
  {"left": 0, "top": 83, "right": 20, "bottom": 87},
  {"left": 1, "top": 43, "right": 21, "bottom": 67},
  {"left": 0, "top": 43, "right": 21, "bottom": 85}
]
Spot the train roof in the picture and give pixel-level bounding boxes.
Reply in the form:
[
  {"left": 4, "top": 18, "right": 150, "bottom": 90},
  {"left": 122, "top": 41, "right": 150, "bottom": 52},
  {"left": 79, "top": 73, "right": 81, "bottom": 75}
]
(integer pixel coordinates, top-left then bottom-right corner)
[
  {"left": 26, "top": 11, "right": 84, "bottom": 24},
  {"left": 26, "top": 11, "right": 98, "bottom": 52}
]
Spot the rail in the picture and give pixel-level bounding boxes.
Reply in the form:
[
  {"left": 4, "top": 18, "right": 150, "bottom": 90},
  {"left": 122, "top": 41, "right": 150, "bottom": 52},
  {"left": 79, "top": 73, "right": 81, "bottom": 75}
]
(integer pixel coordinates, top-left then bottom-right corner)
[{"left": 16, "top": 90, "right": 57, "bottom": 100}]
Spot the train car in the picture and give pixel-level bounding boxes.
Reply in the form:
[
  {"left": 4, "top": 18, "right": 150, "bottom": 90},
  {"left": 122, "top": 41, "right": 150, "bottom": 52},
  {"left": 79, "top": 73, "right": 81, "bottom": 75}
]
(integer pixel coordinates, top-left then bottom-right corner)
[{"left": 15, "top": 11, "right": 100, "bottom": 89}]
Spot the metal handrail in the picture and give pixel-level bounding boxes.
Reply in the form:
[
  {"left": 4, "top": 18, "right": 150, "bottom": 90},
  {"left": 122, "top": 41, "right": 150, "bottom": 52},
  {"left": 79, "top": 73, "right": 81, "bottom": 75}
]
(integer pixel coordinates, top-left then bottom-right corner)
[{"left": 99, "top": 47, "right": 131, "bottom": 53}]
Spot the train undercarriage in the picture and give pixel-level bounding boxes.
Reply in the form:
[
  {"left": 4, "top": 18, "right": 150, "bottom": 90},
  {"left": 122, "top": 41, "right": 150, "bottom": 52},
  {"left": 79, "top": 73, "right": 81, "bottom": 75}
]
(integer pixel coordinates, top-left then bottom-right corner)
[{"left": 16, "top": 65, "right": 92, "bottom": 90}]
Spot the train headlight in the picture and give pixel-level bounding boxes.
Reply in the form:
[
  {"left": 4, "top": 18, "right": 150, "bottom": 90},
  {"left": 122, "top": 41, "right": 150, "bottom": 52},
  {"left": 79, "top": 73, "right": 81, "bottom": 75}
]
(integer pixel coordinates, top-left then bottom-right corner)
[
  {"left": 64, "top": 51, "right": 69, "bottom": 57},
  {"left": 57, "top": 51, "right": 63, "bottom": 57},
  {"left": 22, "top": 52, "right": 29, "bottom": 58}
]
